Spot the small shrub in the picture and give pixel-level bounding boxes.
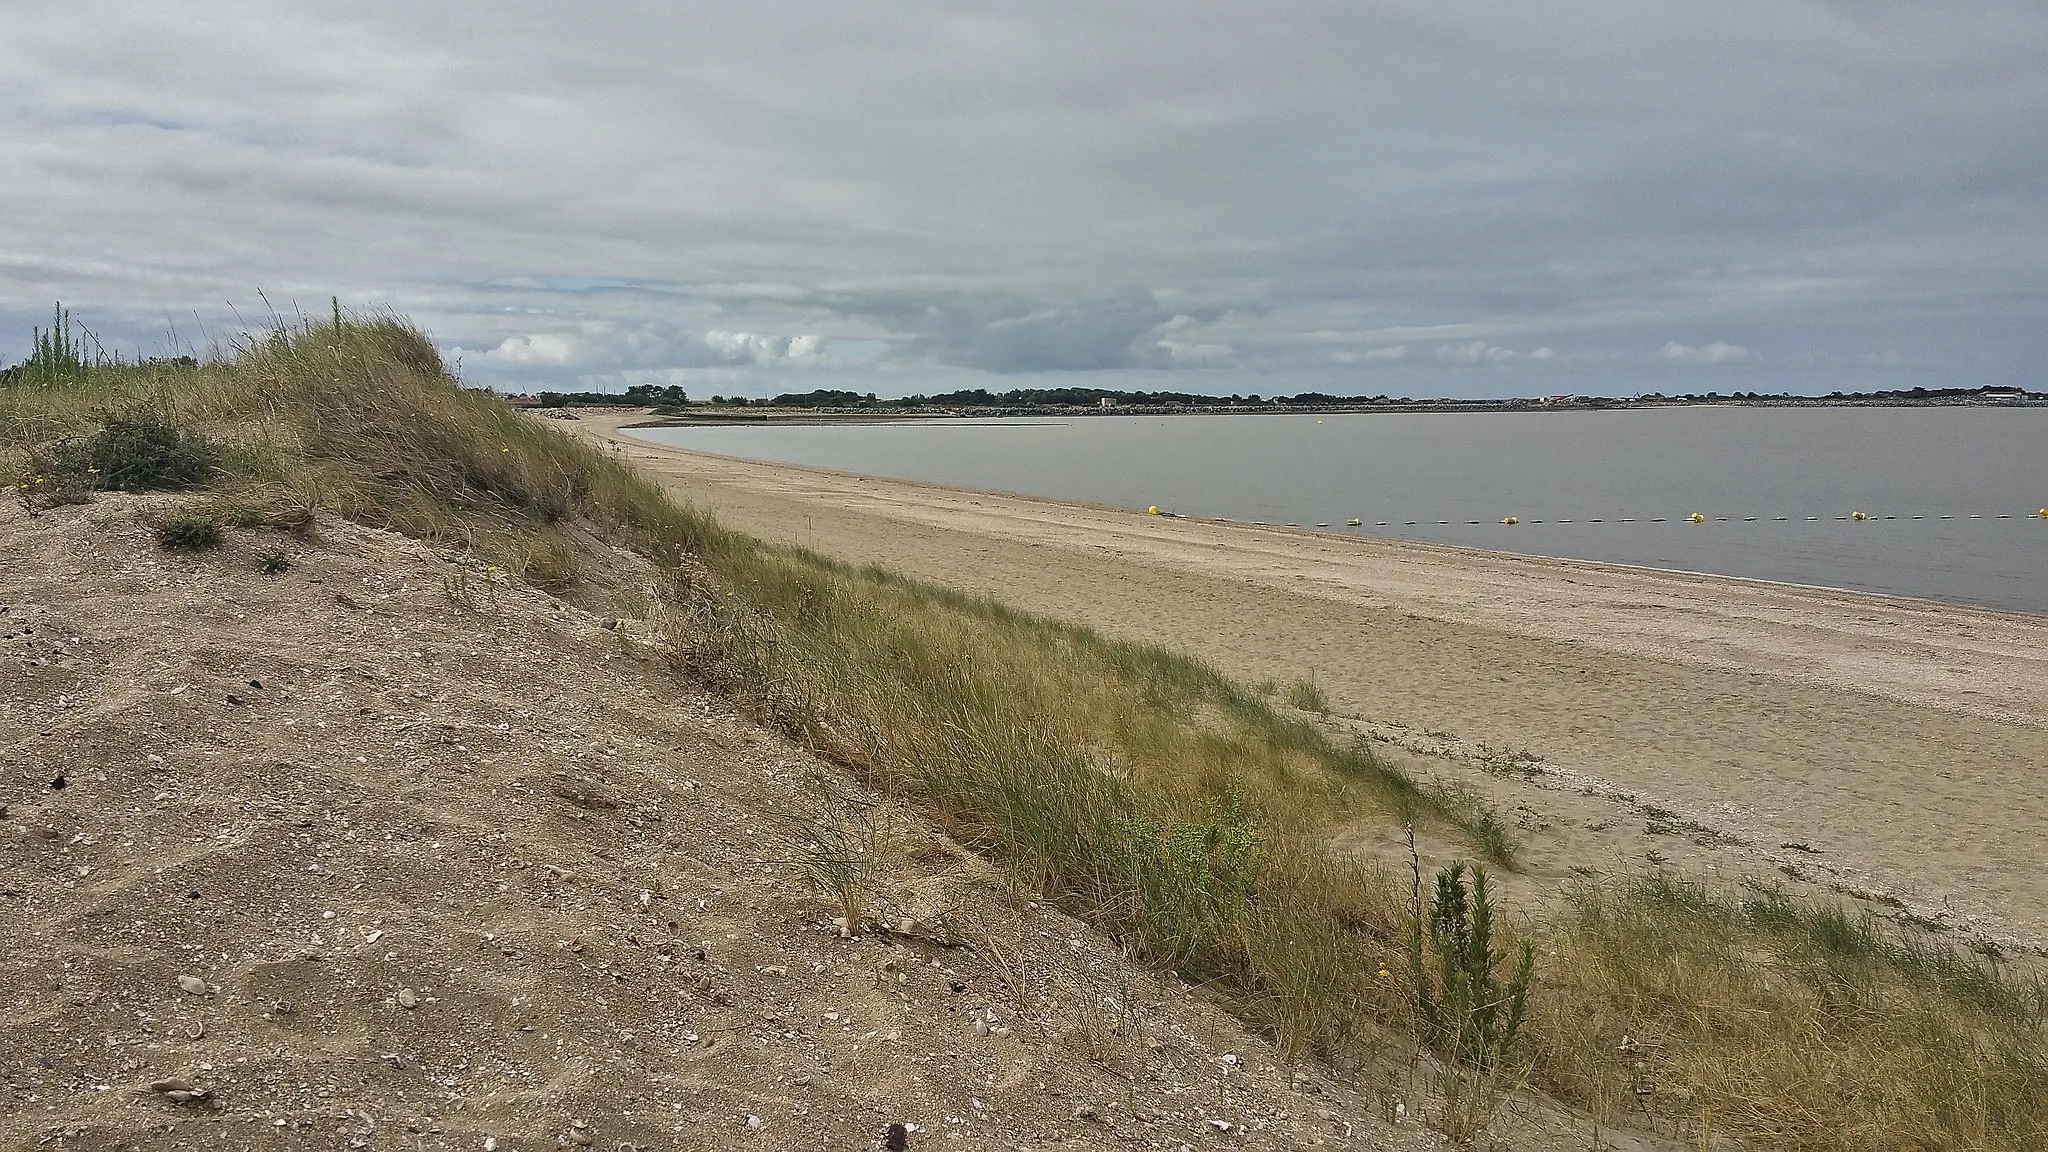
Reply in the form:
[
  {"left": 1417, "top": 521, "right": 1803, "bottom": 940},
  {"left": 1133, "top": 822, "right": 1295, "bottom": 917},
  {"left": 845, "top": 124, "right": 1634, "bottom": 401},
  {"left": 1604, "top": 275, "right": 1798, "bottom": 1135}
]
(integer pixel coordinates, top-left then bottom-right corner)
[
  {"left": 1285, "top": 677, "right": 1329, "bottom": 713},
  {"left": 440, "top": 565, "right": 498, "bottom": 613},
  {"left": 257, "top": 549, "right": 293, "bottom": 574},
  {"left": 156, "top": 516, "right": 222, "bottom": 551},
  {"left": 12, "top": 466, "right": 93, "bottom": 515},
  {"left": 1427, "top": 779, "right": 1519, "bottom": 865},
  {"left": 1407, "top": 847, "right": 1533, "bottom": 1071},
  {"left": 518, "top": 530, "right": 580, "bottom": 591},
  {"left": 772, "top": 770, "right": 890, "bottom": 937},
  {"left": 1115, "top": 781, "right": 1265, "bottom": 975},
  {"left": 59, "top": 415, "right": 216, "bottom": 492}
]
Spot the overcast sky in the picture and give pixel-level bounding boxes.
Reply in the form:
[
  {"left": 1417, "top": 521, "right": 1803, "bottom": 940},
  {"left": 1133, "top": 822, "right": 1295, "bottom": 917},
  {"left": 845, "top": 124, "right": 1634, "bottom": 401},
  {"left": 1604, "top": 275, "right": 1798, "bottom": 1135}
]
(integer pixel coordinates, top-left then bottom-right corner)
[{"left": 4, "top": 2, "right": 2045, "bottom": 397}]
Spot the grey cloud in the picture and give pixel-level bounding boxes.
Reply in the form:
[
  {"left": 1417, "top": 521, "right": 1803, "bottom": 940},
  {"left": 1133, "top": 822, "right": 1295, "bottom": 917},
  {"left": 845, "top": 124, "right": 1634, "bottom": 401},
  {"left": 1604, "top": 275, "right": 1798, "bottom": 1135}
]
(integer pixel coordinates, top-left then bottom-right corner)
[{"left": 2, "top": 2, "right": 2045, "bottom": 395}]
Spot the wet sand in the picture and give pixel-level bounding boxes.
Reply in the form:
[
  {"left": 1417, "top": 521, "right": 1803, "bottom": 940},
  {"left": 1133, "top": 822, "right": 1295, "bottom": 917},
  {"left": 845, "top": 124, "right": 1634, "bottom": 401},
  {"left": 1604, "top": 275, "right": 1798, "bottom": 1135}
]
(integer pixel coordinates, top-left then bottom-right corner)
[{"left": 571, "top": 410, "right": 2048, "bottom": 949}]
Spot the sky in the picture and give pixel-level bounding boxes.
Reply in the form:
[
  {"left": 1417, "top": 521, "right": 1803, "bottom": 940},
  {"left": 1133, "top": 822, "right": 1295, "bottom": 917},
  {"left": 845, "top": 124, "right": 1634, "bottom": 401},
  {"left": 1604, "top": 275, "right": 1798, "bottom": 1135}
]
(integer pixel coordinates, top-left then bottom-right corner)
[{"left": 3, "top": 2, "right": 2045, "bottom": 399}]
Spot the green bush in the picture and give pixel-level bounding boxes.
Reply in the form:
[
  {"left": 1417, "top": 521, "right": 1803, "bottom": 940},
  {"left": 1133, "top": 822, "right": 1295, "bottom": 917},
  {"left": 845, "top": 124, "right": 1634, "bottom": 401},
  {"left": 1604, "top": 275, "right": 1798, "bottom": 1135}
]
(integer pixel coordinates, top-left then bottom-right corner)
[
  {"left": 1409, "top": 860, "right": 1533, "bottom": 1070},
  {"left": 59, "top": 415, "right": 216, "bottom": 492},
  {"left": 156, "top": 516, "right": 222, "bottom": 551},
  {"left": 1116, "top": 782, "right": 1265, "bottom": 975}
]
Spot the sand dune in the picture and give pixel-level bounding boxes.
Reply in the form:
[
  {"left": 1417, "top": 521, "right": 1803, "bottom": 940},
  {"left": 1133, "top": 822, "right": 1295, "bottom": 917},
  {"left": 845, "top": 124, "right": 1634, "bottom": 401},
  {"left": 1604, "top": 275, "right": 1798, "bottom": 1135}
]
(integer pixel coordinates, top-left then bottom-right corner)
[
  {"left": 579, "top": 411, "right": 2048, "bottom": 951},
  {"left": 2, "top": 495, "right": 1453, "bottom": 1151}
]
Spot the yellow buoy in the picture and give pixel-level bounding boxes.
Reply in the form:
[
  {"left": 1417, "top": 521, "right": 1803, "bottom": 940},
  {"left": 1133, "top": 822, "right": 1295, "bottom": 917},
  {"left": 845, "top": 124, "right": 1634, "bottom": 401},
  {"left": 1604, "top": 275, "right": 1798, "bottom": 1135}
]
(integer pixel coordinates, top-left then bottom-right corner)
[
  {"left": 1688, "top": 512, "right": 1705, "bottom": 523},
  {"left": 2038, "top": 508, "right": 2048, "bottom": 519},
  {"left": 1147, "top": 505, "right": 1160, "bottom": 515},
  {"left": 1346, "top": 518, "right": 1362, "bottom": 527},
  {"left": 1852, "top": 510, "right": 1867, "bottom": 521},
  {"left": 1502, "top": 516, "right": 1519, "bottom": 525}
]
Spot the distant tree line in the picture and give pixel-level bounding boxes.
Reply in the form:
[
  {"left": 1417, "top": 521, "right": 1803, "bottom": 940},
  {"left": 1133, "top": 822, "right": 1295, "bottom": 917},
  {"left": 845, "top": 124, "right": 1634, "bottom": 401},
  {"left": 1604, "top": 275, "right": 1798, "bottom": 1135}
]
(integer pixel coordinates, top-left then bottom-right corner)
[{"left": 763, "top": 386, "right": 1409, "bottom": 408}]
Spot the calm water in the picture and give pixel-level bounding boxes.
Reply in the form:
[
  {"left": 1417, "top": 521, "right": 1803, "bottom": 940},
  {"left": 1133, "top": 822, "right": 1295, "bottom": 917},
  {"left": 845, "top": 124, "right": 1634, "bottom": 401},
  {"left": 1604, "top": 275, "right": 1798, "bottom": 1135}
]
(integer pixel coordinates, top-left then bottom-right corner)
[{"left": 632, "top": 407, "right": 2048, "bottom": 614}]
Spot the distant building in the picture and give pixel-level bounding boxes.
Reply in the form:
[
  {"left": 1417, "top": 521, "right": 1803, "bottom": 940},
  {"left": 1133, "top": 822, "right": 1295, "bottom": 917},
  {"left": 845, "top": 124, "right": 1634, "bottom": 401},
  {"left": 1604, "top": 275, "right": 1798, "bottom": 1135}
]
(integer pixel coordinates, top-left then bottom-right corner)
[
  {"left": 1979, "top": 388, "right": 2026, "bottom": 400},
  {"left": 505, "top": 394, "right": 543, "bottom": 408}
]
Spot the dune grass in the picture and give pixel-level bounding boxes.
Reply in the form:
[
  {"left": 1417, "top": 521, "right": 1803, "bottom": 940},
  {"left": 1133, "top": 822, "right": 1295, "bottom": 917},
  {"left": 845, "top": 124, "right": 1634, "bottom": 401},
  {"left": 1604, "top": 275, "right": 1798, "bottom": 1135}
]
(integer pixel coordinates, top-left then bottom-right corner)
[{"left": 6, "top": 313, "right": 2046, "bottom": 1149}]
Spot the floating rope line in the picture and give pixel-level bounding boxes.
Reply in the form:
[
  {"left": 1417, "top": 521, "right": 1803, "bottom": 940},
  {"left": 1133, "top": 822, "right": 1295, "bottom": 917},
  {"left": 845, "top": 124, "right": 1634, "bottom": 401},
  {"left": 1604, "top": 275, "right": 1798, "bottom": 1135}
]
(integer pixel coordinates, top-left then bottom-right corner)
[{"left": 1335, "top": 512, "right": 2046, "bottom": 528}]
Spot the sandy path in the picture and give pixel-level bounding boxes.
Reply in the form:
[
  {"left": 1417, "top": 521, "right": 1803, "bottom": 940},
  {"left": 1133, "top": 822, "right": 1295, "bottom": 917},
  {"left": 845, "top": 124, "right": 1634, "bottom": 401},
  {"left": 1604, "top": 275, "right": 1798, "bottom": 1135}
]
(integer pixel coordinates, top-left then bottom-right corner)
[{"left": 572, "top": 412, "right": 2048, "bottom": 947}]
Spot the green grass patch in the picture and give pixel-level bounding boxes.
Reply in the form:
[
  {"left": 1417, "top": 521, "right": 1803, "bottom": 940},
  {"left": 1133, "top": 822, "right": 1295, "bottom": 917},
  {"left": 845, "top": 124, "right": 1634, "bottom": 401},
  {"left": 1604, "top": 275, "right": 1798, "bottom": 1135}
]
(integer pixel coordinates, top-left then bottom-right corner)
[{"left": 155, "top": 515, "right": 222, "bottom": 551}]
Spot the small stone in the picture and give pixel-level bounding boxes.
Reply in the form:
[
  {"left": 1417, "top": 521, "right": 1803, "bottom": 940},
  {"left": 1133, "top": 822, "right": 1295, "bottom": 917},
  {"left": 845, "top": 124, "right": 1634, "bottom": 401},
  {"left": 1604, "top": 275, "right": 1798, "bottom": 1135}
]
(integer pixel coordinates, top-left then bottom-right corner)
[
  {"left": 150, "top": 1077, "right": 211, "bottom": 1105},
  {"left": 397, "top": 989, "right": 418, "bottom": 1009},
  {"left": 745, "top": 1114, "right": 762, "bottom": 1129},
  {"left": 176, "top": 975, "right": 207, "bottom": 996}
]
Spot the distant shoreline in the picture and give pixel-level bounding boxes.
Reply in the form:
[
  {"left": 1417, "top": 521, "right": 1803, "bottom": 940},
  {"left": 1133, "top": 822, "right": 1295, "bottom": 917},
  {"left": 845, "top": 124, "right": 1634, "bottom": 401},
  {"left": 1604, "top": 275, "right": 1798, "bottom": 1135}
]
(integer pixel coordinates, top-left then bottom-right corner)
[
  {"left": 557, "top": 394, "right": 2048, "bottom": 426},
  {"left": 563, "top": 406, "right": 2048, "bottom": 950}
]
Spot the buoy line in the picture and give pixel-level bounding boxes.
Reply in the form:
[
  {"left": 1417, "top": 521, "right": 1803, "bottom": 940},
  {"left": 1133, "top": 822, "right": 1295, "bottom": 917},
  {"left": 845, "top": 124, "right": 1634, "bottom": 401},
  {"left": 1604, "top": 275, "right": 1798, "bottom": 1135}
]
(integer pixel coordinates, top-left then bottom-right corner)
[
  {"left": 1282, "top": 513, "right": 2047, "bottom": 529},
  {"left": 1170, "top": 506, "right": 2046, "bottom": 528}
]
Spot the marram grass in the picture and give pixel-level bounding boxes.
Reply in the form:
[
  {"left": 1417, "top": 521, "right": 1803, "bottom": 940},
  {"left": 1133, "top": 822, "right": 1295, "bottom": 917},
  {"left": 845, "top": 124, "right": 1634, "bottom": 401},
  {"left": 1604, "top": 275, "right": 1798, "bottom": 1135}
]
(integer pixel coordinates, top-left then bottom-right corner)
[{"left": 5, "top": 313, "right": 2045, "bottom": 1149}]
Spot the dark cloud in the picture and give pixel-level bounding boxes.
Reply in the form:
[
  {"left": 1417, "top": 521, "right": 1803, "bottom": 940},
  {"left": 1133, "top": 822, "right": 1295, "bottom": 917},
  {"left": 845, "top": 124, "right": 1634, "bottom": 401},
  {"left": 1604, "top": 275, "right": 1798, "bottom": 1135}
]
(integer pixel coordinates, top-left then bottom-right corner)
[{"left": 2, "top": 2, "right": 2044, "bottom": 395}]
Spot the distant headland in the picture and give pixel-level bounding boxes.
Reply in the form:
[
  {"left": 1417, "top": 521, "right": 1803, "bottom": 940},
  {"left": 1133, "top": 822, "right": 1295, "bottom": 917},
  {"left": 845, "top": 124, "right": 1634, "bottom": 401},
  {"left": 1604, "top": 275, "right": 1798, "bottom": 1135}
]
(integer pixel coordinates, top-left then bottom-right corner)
[{"left": 504, "top": 382, "right": 2042, "bottom": 420}]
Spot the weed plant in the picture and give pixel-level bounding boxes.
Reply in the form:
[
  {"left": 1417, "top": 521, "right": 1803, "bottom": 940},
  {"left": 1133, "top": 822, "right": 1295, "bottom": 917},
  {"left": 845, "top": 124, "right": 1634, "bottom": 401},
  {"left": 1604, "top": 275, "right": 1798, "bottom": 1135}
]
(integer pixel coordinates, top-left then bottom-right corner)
[
  {"left": 1407, "top": 849, "right": 1534, "bottom": 1071},
  {"left": 155, "top": 516, "right": 221, "bottom": 551}
]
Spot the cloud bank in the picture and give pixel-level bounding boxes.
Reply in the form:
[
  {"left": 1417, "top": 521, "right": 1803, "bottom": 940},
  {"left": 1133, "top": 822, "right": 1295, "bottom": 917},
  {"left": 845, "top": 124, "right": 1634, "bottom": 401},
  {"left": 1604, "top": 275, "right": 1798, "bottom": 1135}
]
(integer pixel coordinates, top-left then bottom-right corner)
[{"left": 3, "top": 2, "right": 2044, "bottom": 396}]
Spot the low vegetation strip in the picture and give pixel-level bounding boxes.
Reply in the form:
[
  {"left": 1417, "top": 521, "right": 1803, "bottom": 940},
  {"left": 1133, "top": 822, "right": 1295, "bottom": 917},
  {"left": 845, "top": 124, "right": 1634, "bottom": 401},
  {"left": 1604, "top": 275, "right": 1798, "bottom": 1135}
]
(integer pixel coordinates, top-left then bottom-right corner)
[{"left": 5, "top": 312, "right": 2045, "bottom": 1149}]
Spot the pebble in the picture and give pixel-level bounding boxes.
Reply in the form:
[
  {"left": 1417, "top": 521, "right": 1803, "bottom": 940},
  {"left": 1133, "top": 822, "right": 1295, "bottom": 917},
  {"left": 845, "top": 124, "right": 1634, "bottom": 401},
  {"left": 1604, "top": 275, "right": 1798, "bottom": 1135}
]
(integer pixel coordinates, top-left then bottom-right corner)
[
  {"left": 397, "top": 988, "right": 418, "bottom": 1009},
  {"left": 149, "top": 1077, "right": 211, "bottom": 1105},
  {"left": 176, "top": 975, "right": 207, "bottom": 996}
]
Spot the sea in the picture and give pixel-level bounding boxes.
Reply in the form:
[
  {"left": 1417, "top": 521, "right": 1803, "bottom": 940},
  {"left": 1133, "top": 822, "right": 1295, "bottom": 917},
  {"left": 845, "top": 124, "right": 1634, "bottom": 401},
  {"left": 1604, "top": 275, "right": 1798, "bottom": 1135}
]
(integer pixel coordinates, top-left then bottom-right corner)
[{"left": 628, "top": 406, "right": 2048, "bottom": 615}]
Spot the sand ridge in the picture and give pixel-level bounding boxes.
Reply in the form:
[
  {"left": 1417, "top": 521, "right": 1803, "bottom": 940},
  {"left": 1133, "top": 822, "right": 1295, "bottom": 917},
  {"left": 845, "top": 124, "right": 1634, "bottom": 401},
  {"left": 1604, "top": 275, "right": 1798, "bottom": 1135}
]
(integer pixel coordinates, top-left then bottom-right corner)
[
  {"left": 4, "top": 496, "right": 1475, "bottom": 1151},
  {"left": 576, "top": 410, "right": 2048, "bottom": 950}
]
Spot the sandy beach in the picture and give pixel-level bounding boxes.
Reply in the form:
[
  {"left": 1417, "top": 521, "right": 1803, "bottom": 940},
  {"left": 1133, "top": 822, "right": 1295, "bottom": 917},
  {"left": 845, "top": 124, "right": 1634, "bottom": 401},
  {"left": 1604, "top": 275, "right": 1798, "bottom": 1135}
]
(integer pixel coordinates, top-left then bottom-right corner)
[{"left": 573, "top": 410, "right": 2048, "bottom": 950}]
